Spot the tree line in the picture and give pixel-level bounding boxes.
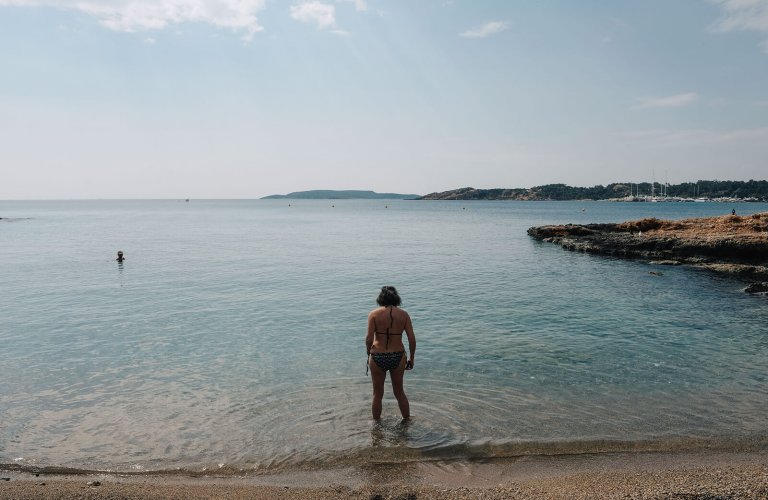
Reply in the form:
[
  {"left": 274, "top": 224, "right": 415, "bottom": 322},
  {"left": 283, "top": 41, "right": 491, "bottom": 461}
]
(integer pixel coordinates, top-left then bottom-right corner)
[
  {"left": 421, "top": 180, "right": 768, "bottom": 201},
  {"left": 531, "top": 180, "right": 768, "bottom": 200}
]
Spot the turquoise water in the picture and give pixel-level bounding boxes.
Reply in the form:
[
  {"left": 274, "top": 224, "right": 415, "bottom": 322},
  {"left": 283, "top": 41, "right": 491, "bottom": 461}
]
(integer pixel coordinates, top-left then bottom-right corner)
[{"left": 1, "top": 200, "right": 767, "bottom": 473}]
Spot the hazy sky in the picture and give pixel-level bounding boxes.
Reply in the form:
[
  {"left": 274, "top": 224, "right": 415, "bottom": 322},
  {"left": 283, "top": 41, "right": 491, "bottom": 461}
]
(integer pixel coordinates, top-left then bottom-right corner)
[{"left": 1, "top": 0, "right": 767, "bottom": 199}]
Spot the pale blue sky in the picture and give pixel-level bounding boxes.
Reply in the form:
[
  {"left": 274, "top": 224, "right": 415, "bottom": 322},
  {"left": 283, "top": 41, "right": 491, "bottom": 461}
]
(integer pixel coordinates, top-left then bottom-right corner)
[{"left": 1, "top": 0, "right": 767, "bottom": 199}]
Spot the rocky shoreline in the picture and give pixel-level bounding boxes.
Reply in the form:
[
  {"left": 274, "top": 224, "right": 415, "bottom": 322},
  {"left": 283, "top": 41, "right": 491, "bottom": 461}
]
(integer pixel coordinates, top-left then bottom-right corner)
[{"left": 527, "top": 212, "right": 768, "bottom": 293}]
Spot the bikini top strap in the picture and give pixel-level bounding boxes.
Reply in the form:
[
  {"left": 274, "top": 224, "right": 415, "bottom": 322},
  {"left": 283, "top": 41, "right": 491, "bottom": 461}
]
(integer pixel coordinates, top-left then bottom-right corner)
[{"left": 373, "top": 307, "right": 402, "bottom": 350}]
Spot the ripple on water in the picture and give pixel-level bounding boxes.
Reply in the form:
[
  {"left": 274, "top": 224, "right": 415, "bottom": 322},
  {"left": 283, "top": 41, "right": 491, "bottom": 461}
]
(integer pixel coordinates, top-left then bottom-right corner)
[{"left": 3, "top": 200, "right": 768, "bottom": 471}]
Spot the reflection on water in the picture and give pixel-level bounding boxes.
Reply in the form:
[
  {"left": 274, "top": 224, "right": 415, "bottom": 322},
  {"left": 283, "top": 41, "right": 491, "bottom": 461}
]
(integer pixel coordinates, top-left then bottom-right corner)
[{"left": 1, "top": 199, "right": 767, "bottom": 472}]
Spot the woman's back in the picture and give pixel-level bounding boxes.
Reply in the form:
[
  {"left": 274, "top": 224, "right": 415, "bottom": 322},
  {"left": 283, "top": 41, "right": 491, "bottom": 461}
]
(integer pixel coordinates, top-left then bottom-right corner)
[{"left": 369, "top": 306, "right": 410, "bottom": 353}]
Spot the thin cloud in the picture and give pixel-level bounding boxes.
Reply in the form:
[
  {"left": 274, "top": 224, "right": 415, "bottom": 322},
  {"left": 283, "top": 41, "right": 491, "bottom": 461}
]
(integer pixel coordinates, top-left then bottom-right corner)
[
  {"left": 620, "top": 129, "right": 672, "bottom": 139},
  {"left": 602, "top": 17, "right": 628, "bottom": 44},
  {"left": 338, "top": 0, "right": 366, "bottom": 12},
  {"left": 620, "top": 127, "right": 768, "bottom": 145},
  {"left": 290, "top": 1, "right": 336, "bottom": 29},
  {"left": 634, "top": 92, "right": 699, "bottom": 109},
  {"left": 0, "top": 0, "right": 266, "bottom": 40},
  {"left": 460, "top": 21, "right": 508, "bottom": 39},
  {"left": 710, "top": 0, "right": 768, "bottom": 53},
  {"left": 710, "top": 0, "right": 768, "bottom": 33}
]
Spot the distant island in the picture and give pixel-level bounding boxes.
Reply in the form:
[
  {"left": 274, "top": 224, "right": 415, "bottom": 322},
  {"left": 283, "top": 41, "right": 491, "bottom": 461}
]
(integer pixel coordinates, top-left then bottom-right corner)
[
  {"left": 262, "top": 190, "right": 420, "bottom": 200},
  {"left": 420, "top": 180, "right": 768, "bottom": 202}
]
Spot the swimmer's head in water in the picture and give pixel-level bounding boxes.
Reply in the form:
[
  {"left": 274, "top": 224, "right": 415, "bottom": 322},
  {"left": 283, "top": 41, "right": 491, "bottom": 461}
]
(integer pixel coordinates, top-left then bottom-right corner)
[{"left": 377, "top": 286, "right": 401, "bottom": 307}]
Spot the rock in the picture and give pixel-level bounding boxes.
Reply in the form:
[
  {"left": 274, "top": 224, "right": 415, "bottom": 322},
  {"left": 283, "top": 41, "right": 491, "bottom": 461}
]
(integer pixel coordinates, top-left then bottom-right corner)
[
  {"left": 1, "top": 478, "right": 10, "bottom": 481},
  {"left": 87, "top": 480, "right": 101, "bottom": 486},
  {"left": 744, "top": 282, "right": 768, "bottom": 294},
  {"left": 528, "top": 212, "right": 768, "bottom": 287},
  {"left": 649, "top": 271, "right": 664, "bottom": 276}
]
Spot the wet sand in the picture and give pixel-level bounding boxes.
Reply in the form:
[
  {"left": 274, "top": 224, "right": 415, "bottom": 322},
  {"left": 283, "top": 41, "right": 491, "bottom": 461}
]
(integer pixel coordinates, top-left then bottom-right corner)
[{"left": 2, "top": 450, "right": 767, "bottom": 499}]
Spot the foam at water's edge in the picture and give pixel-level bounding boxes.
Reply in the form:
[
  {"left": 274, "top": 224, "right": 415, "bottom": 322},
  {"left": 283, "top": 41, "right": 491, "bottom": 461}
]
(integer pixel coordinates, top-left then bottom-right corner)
[{"left": 3, "top": 434, "right": 766, "bottom": 477}]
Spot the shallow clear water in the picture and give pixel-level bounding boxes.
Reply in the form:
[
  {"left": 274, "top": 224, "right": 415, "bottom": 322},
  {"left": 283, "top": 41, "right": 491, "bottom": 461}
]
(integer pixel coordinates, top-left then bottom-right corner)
[{"left": 1, "top": 200, "right": 767, "bottom": 472}]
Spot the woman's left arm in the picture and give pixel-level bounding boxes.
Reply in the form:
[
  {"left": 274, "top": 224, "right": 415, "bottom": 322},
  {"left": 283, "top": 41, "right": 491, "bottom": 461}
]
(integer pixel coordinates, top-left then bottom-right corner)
[
  {"left": 365, "top": 312, "right": 375, "bottom": 354},
  {"left": 404, "top": 313, "right": 416, "bottom": 369}
]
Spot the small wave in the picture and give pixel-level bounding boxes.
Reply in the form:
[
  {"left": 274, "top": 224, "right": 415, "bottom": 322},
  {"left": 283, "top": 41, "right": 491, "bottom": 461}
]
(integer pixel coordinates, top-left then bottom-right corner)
[{"left": 3, "top": 434, "right": 766, "bottom": 477}]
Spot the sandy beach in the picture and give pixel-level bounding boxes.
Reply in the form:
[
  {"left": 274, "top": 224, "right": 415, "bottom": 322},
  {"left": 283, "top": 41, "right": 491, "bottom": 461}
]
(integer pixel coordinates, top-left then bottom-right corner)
[{"left": 2, "top": 450, "right": 767, "bottom": 499}]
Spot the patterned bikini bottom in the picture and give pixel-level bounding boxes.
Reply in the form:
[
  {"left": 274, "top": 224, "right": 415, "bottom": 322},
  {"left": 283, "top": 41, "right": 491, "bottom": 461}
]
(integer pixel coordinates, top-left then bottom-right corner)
[{"left": 369, "top": 351, "right": 405, "bottom": 372}]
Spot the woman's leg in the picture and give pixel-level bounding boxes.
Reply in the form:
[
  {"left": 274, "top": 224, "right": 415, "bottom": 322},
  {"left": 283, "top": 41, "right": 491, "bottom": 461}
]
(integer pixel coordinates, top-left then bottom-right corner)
[
  {"left": 389, "top": 356, "right": 410, "bottom": 420},
  {"left": 368, "top": 356, "right": 386, "bottom": 420}
]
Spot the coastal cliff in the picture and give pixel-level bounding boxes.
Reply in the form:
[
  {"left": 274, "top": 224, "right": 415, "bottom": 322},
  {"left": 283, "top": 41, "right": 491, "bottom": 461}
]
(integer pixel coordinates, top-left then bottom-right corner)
[{"left": 527, "top": 212, "right": 768, "bottom": 293}]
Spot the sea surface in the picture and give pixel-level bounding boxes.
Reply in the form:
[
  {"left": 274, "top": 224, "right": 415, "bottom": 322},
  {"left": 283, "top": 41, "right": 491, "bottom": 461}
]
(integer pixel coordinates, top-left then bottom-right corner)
[{"left": 1, "top": 199, "right": 767, "bottom": 474}]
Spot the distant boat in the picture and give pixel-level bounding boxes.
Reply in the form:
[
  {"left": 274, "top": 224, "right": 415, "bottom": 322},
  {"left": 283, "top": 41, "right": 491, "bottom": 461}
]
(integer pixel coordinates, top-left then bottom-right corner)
[{"left": 185, "top": 199, "right": 190, "bottom": 202}]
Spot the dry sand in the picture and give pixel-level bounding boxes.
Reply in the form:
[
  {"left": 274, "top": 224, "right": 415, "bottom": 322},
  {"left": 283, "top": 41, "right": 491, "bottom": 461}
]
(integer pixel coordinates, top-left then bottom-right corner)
[{"left": 2, "top": 450, "right": 767, "bottom": 499}]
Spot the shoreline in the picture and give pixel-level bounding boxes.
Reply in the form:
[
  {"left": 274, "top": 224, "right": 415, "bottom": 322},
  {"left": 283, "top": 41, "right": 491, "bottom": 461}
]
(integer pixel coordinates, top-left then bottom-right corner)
[
  {"left": 5, "top": 434, "right": 768, "bottom": 477},
  {"left": 2, "top": 450, "right": 767, "bottom": 499}
]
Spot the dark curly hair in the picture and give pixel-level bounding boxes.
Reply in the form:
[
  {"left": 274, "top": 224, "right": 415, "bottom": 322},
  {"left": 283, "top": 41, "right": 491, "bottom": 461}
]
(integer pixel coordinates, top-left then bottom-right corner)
[{"left": 376, "top": 286, "right": 402, "bottom": 307}]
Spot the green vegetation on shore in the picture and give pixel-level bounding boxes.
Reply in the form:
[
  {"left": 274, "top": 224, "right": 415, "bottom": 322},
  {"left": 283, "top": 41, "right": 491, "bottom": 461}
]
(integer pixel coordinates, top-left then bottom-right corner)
[{"left": 421, "top": 180, "right": 768, "bottom": 201}]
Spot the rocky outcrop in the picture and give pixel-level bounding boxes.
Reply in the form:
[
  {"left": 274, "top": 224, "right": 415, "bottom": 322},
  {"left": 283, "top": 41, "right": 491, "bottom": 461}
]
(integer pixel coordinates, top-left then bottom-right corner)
[{"left": 527, "top": 212, "right": 768, "bottom": 291}]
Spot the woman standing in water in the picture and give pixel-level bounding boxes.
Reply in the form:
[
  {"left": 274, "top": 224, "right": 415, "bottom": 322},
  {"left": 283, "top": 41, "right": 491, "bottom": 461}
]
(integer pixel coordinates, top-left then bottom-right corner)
[{"left": 366, "top": 286, "right": 416, "bottom": 420}]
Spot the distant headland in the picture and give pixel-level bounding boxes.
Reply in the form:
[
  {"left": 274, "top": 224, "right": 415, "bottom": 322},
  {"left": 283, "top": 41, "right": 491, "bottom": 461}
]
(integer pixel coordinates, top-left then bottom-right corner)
[
  {"left": 262, "top": 181, "right": 768, "bottom": 202},
  {"left": 262, "top": 190, "right": 420, "bottom": 200},
  {"left": 420, "top": 180, "right": 768, "bottom": 202}
]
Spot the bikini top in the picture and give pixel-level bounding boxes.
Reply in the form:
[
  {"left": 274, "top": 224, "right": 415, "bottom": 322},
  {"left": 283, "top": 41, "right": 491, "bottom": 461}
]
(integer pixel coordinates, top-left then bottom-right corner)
[{"left": 373, "top": 306, "right": 402, "bottom": 349}]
